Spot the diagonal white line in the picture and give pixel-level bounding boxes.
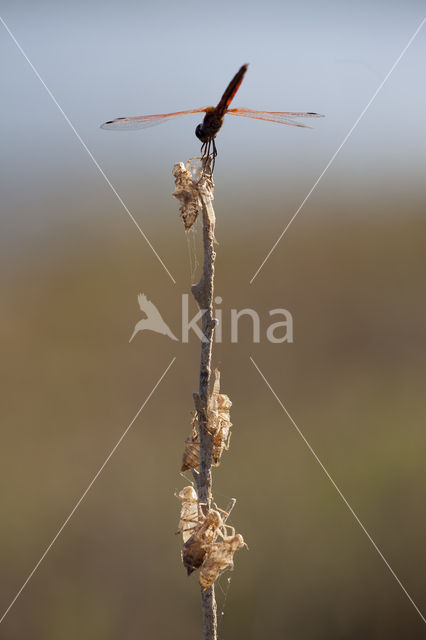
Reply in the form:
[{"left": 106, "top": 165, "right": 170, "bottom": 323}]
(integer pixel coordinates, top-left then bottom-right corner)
[
  {"left": 250, "top": 356, "right": 426, "bottom": 624},
  {"left": 249, "top": 16, "right": 426, "bottom": 284},
  {"left": 0, "top": 15, "right": 176, "bottom": 285},
  {"left": 0, "top": 357, "right": 176, "bottom": 625}
]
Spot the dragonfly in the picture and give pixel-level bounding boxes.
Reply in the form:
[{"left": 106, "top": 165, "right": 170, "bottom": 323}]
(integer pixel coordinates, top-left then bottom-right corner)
[{"left": 101, "top": 64, "right": 323, "bottom": 169}]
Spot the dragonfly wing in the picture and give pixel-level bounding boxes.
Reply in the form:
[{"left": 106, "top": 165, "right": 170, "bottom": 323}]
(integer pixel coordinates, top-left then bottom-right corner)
[
  {"left": 226, "top": 108, "right": 324, "bottom": 128},
  {"left": 100, "top": 108, "right": 208, "bottom": 130}
]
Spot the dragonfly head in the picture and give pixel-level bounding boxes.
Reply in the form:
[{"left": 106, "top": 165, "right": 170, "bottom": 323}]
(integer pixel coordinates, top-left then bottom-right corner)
[
  {"left": 196, "top": 107, "right": 221, "bottom": 143},
  {"left": 195, "top": 123, "right": 208, "bottom": 143}
]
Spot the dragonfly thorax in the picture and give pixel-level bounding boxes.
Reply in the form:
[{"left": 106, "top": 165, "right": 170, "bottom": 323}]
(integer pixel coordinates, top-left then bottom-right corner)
[{"left": 195, "top": 109, "right": 225, "bottom": 143}]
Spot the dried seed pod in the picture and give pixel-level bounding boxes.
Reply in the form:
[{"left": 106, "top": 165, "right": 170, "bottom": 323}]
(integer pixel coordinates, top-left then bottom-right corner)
[
  {"left": 199, "top": 533, "right": 246, "bottom": 591},
  {"left": 208, "top": 369, "right": 232, "bottom": 465},
  {"left": 212, "top": 397, "right": 232, "bottom": 464},
  {"left": 176, "top": 486, "right": 199, "bottom": 543},
  {"left": 180, "top": 371, "right": 232, "bottom": 473},
  {"left": 181, "top": 412, "right": 200, "bottom": 472},
  {"left": 182, "top": 509, "right": 222, "bottom": 575},
  {"left": 181, "top": 435, "right": 200, "bottom": 472},
  {"left": 172, "top": 161, "right": 201, "bottom": 231}
]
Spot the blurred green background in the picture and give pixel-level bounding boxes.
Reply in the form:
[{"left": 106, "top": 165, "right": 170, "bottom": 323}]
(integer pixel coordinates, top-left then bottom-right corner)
[
  {"left": 1, "top": 1, "right": 426, "bottom": 638},
  {"left": 2, "top": 202, "right": 426, "bottom": 639}
]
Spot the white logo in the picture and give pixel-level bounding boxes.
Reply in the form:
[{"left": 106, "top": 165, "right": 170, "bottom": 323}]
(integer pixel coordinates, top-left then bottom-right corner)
[
  {"left": 129, "top": 294, "right": 178, "bottom": 342},
  {"left": 130, "top": 293, "right": 293, "bottom": 344}
]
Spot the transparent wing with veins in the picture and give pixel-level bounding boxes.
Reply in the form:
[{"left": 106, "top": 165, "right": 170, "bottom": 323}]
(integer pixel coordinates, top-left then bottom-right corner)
[
  {"left": 100, "top": 107, "right": 324, "bottom": 131},
  {"left": 100, "top": 108, "right": 209, "bottom": 130},
  {"left": 226, "top": 108, "right": 324, "bottom": 128}
]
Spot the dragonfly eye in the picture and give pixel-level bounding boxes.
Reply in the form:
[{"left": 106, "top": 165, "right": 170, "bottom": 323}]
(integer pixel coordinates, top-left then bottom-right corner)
[{"left": 195, "top": 123, "right": 206, "bottom": 142}]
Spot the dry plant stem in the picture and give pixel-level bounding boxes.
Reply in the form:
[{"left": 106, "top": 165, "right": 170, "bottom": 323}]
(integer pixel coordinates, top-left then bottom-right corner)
[
  {"left": 191, "top": 177, "right": 216, "bottom": 510},
  {"left": 191, "top": 175, "right": 217, "bottom": 640}
]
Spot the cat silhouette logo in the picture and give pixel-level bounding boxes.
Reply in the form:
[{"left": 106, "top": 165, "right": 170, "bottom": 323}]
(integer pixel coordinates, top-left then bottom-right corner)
[{"left": 129, "top": 293, "right": 178, "bottom": 343}]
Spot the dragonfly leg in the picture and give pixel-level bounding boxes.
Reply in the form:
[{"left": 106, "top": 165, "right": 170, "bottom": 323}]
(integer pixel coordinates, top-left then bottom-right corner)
[
  {"left": 211, "top": 138, "right": 217, "bottom": 173},
  {"left": 201, "top": 139, "right": 211, "bottom": 173},
  {"left": 199, "top": 138, "right": 216, "bottom": 175}
]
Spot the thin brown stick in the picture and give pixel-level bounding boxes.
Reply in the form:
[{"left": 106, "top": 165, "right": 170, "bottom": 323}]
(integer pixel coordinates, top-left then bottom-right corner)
[
  {"left": 173, "top": 157, "right": 218, "bottom": 639},
  {"left": 191, "top": 172, "right": 217, "bottom": 640}
]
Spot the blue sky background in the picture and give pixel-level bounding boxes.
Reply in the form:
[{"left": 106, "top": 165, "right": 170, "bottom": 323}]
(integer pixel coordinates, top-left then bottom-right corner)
[{"left": 1, "top": 0, "right": 425, "bottom": 243}]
